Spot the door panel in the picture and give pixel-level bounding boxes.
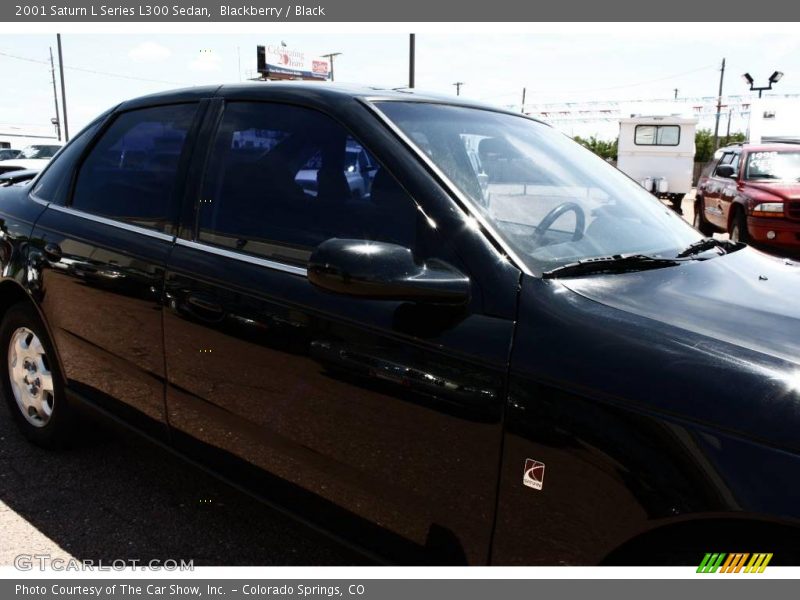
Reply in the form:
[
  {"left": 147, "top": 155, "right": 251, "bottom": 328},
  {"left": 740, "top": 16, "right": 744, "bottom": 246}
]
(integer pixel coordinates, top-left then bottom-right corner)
[
  {"left": 30, "top": 102, "right": 200, "bottom": 436},
  {"left": 32, "top": 212, "right": 172, "bottom": 433},
  {"left": 703, "top": 153, "right": 732, "bottom": 229},
  {"left": 163, "top": 100, "right": 515, "bottom": 564},
  {"left": 719, "top": 154, "right": 740, "bottom": 228},
  {"left": 164, "top": 245, "right": 511, "bottom": 563}
]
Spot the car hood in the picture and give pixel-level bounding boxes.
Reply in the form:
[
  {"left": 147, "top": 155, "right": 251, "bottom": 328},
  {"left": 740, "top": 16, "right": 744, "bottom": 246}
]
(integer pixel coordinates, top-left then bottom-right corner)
[
  {"left": 745, "top": 181, "right": 800, "bottom": 201},
  {"left": 560, "top": 247, "right": 800, "bottom": 366}
]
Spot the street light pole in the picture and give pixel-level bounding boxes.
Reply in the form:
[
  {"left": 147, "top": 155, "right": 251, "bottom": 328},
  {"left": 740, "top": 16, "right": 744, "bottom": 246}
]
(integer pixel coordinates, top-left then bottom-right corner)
[
  {"left": 49, "top": 46, "right": 61, "bottom": 141},
  {"left": 713, "top": 57, "right": 725, "bottom": 151},
  {"left": 56, "top": 33, "right": 69, "bottom": 142},
  {"left": 742, "top": 71, "right": 783, "bottom": 98},
  {"left": 409, "top": 34, "right": 415, "bottom": 89},
  {"left": 322, "top": 52, "right": 341, "bottom": 82}
]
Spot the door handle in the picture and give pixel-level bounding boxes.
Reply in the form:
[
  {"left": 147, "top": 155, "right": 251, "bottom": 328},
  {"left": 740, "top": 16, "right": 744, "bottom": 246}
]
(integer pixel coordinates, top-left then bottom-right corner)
[{"left": 186, "top": 293, "right": 225, "bottom": 321}]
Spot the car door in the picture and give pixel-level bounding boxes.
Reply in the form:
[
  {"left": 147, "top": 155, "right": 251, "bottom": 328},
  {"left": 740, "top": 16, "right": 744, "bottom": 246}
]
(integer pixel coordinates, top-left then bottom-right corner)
[
  {"left": 702, "top": 152, "right": 733, "bottom": 229},
  {"left": 718, "top": 152, "right": 741, "bottom": 227},
  {"left": 30, "top": 102, "right": 201, "bottom": 438},
  {"left": 162, "top": 100, "right": 516, "bottom": 564}
]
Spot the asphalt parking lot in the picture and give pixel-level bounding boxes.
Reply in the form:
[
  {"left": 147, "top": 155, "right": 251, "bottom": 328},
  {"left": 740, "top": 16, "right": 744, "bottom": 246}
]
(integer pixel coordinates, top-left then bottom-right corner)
[
  {"left": 0, "top": 399, "right": 367, "bottom": 567},
  {"left": 0, "top": 192, "right": 739, "bottom": 568}
]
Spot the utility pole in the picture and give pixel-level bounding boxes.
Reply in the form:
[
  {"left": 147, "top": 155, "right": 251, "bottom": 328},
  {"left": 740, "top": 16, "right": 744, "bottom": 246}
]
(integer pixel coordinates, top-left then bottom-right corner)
[
  {"left": 726, "top": 108, "right": 732, "bottom": 138},
  {"left": 453, "top": 81, "right": 463, "bottom": 96},
  {"left": 674, "top": 88, "right": 679, "bottom": 100},
  {"left": 712, "top": 57, "right": 726, "bottom": 151},
  {"left": 322, "top": 52, "right": 341, "bottom": 82},
  {"left": 57, "top": 33, "right": 69, "bottom": 141},
  {"left": 49, "top": 47, "right": 61, "bottom": 141},
  {"left": 408, "top": 34, "right": 415, "bottom": 89},
  {"left": 521, "top": 87, "right": 526, "bottom": 113}
]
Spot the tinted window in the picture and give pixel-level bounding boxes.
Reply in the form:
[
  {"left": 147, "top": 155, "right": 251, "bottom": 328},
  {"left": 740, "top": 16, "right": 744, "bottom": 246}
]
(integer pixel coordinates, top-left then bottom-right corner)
[
  {"left": 197, "top": 102, "right": 417, "bottom": 266},
  {"left": 634, "top": 125, "right": 680, "bottom": 146},
  {"left": 72, "top": 104, "right": 197, "bottom": 232},
  {"left": 32, "top": 119, "right": 104, "bottom": 205}
]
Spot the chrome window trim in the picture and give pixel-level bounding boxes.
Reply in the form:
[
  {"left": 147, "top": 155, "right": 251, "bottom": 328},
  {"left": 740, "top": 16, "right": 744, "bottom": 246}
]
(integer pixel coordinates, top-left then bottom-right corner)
[
  {"left": 360, "top": 99, "right": 532, "bottom": 276},
  {"left": 175, "top": 238, "right": 308, "bottom": 277},
  {"left": 31, "top": 196, "right": 308, "bottom": 277},
  {"left": 32, "top": 198, "right": 175, "bottom": 243}
]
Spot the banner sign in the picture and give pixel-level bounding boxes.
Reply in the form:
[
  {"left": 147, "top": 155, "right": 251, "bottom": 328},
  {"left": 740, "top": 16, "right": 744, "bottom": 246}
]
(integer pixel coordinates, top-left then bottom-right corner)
[{"left": 256, "top": 44, "right": 330, "bottom": 80}]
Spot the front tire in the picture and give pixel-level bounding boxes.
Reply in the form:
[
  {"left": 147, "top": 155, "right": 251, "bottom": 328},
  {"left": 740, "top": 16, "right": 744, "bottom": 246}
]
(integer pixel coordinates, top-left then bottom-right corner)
[
  {"left": 0, "top": 302, "right": 74, "bottom": 448},
  {"left": 693, "top": 198, "right": 716, "bottom": 236},
  {"left": 730, "top": 208, "right": 749, "bottom": 244}
]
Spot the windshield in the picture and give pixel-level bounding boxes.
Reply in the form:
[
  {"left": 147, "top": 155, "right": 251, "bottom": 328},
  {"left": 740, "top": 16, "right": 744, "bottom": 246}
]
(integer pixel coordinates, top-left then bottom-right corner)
[
  {"left": 18, "top": 145, "right": 61, "bottom": 159},
  {"left": 377, "top": 102, "right": 701, "bottom": 275},
  {"left": 745, "top": 151, "right": 800, "bottom": 181}
]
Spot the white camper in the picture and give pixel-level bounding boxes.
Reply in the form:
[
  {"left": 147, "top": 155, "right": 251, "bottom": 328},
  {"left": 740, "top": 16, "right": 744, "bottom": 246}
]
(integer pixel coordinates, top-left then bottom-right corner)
[{"left": 617, "top": 115, "right": 698, "bottom": 213}]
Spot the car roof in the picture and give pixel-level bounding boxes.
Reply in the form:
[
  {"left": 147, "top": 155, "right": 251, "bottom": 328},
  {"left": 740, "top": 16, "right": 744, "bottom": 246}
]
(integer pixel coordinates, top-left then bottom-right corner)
[
  {"left": 720, "top": 142, "right": 800, "bottom": 153},
  {"left": 116, "top": 82, "right": 545, "bottom": 123}
]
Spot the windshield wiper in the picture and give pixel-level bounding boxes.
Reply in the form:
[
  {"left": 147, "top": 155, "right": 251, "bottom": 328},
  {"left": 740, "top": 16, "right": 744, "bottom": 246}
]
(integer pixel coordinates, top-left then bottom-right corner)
[
  {"left": 675, "top": 237, "right": 735, "bottom": 258},
  {"left": 542, "top": 254, "right": 681, "bottom": 279}
]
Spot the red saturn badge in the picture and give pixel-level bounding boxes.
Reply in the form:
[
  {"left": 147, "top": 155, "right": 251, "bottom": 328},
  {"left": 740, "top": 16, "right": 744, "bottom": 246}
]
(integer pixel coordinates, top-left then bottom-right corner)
[{"left": 523, "top": 459, "right": 545, "bottom": 490}]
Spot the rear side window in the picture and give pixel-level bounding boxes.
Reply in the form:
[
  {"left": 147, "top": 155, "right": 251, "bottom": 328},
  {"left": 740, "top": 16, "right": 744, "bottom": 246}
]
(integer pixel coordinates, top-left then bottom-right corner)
[
  {"left": 634, "top": 125, "right": 680, "bottom": 146},
  {"left": 71, "top": 103, "right": 197, "bottom": 233},
  {"left": 31, "top": 119, "right": 103, "bottom": 205},
  {"left": 196, "top": 102, "right": 417, "bottom": 266}
]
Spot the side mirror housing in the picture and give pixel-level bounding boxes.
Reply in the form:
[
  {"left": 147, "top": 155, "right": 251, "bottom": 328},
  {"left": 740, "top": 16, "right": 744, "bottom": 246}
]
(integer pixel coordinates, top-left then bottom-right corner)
[
  {"left": 308, "top": 239, "right": 470, "bottom": 305},
  {"left": 716, "top": 164, "right": 737, "bottom": 179}
]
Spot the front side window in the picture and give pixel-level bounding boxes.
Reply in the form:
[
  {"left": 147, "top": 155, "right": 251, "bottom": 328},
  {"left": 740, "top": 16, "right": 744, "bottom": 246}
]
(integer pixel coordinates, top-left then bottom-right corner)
[
  {"left": 377, "top": 102, "right": 701, "bottom": 275},
  {"left": 197, "top": 102, "right": 418, "bottom": 266},
  {"left": 71, "top": 103, "right": 197, "bottom": 232},
  {"left": 745, "top": 151, "right": 800, "bottom": 181},
  {"left": 634, "top": 125, "right": 680, "bottom": 146}
]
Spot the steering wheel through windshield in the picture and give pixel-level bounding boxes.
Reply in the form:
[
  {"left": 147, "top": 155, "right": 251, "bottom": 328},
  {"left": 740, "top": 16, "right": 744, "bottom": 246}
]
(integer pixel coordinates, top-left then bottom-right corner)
[{"left": 533, "top": 202, "right": 586, "bottom": 245}]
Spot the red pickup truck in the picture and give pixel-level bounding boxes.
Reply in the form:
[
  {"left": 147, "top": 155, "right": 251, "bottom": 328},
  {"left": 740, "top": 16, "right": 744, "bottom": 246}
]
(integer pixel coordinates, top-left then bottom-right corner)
[{"left": 695, "top": 143, "right": 800, "bottom": 253}]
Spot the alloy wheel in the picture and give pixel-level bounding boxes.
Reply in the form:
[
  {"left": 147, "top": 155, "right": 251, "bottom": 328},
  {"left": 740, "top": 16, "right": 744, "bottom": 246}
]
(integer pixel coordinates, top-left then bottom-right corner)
[{"left": 7, "top": 327, "right": 55, "bottom": 428}]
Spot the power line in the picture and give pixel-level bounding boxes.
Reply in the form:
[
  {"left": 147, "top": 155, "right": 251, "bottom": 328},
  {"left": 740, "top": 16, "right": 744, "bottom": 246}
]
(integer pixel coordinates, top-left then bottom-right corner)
[
  {"left": 480, "top": 64, "right": 718, "bottom": 103},
  {"left": 0, "top": 49, "right": 186, "bottom": 85}
]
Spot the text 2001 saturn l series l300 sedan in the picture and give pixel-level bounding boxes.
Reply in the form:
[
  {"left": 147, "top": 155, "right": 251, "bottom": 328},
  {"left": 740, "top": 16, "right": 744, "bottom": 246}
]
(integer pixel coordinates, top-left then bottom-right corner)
[{"left": 0, "top": 84, "right": 798, "bottom": 565}]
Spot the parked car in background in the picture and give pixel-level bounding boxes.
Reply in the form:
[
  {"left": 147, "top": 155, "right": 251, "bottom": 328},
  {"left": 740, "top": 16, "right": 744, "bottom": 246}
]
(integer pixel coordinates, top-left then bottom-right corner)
[
  {"left": 695, "top": 143, "right": 800, "bottom": 253},
  {"left": 0, "top": 149, "right": 21, "bottom": 161},
  {"left": 0, "top": 143, "right": 63, "bottom": 175},
  {"left": 0, "top": 85, "right": 799, "bottom": 566}
]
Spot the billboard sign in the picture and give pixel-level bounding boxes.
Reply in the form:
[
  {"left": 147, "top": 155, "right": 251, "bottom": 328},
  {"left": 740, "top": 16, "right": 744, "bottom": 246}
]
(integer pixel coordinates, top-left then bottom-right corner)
[{"left": 257, "top": 44, "right": 330, "bottom": 80}]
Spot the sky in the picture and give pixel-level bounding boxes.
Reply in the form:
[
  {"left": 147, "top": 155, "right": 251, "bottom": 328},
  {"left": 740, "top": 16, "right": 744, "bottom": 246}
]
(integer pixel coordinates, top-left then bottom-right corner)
[{"left": 2, "top": 28, "right": 800, "bottom": 141}]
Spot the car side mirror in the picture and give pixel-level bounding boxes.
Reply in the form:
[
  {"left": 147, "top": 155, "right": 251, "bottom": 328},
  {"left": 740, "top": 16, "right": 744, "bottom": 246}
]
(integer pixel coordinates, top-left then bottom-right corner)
[
  {"left": 716, "top": 164, "right": 737, "bottom": 179},
  {"left": 308, "top": 239, "right": 470, "bottom": 305}
]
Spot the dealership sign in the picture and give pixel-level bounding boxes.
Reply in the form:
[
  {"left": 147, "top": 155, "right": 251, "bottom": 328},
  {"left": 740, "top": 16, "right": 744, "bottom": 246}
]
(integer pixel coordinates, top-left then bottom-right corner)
[{"left": 257, "top": 44, "right": 330, "bottom": 80}]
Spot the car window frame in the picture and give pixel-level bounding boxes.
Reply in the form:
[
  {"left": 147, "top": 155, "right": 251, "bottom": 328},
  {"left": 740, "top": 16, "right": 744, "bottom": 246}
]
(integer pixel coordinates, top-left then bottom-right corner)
[
  {"left": 61, "top": 100, "right": 207, "bottom": 237},
  {"left": 183, "top": 98, "right": 420, "bottom": 273}
]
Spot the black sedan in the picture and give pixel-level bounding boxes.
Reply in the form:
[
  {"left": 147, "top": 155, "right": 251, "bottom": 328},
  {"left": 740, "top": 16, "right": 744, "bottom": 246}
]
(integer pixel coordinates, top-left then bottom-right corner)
[{"left": 0, "top": 84, "right": 798, "bottom": 566}]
